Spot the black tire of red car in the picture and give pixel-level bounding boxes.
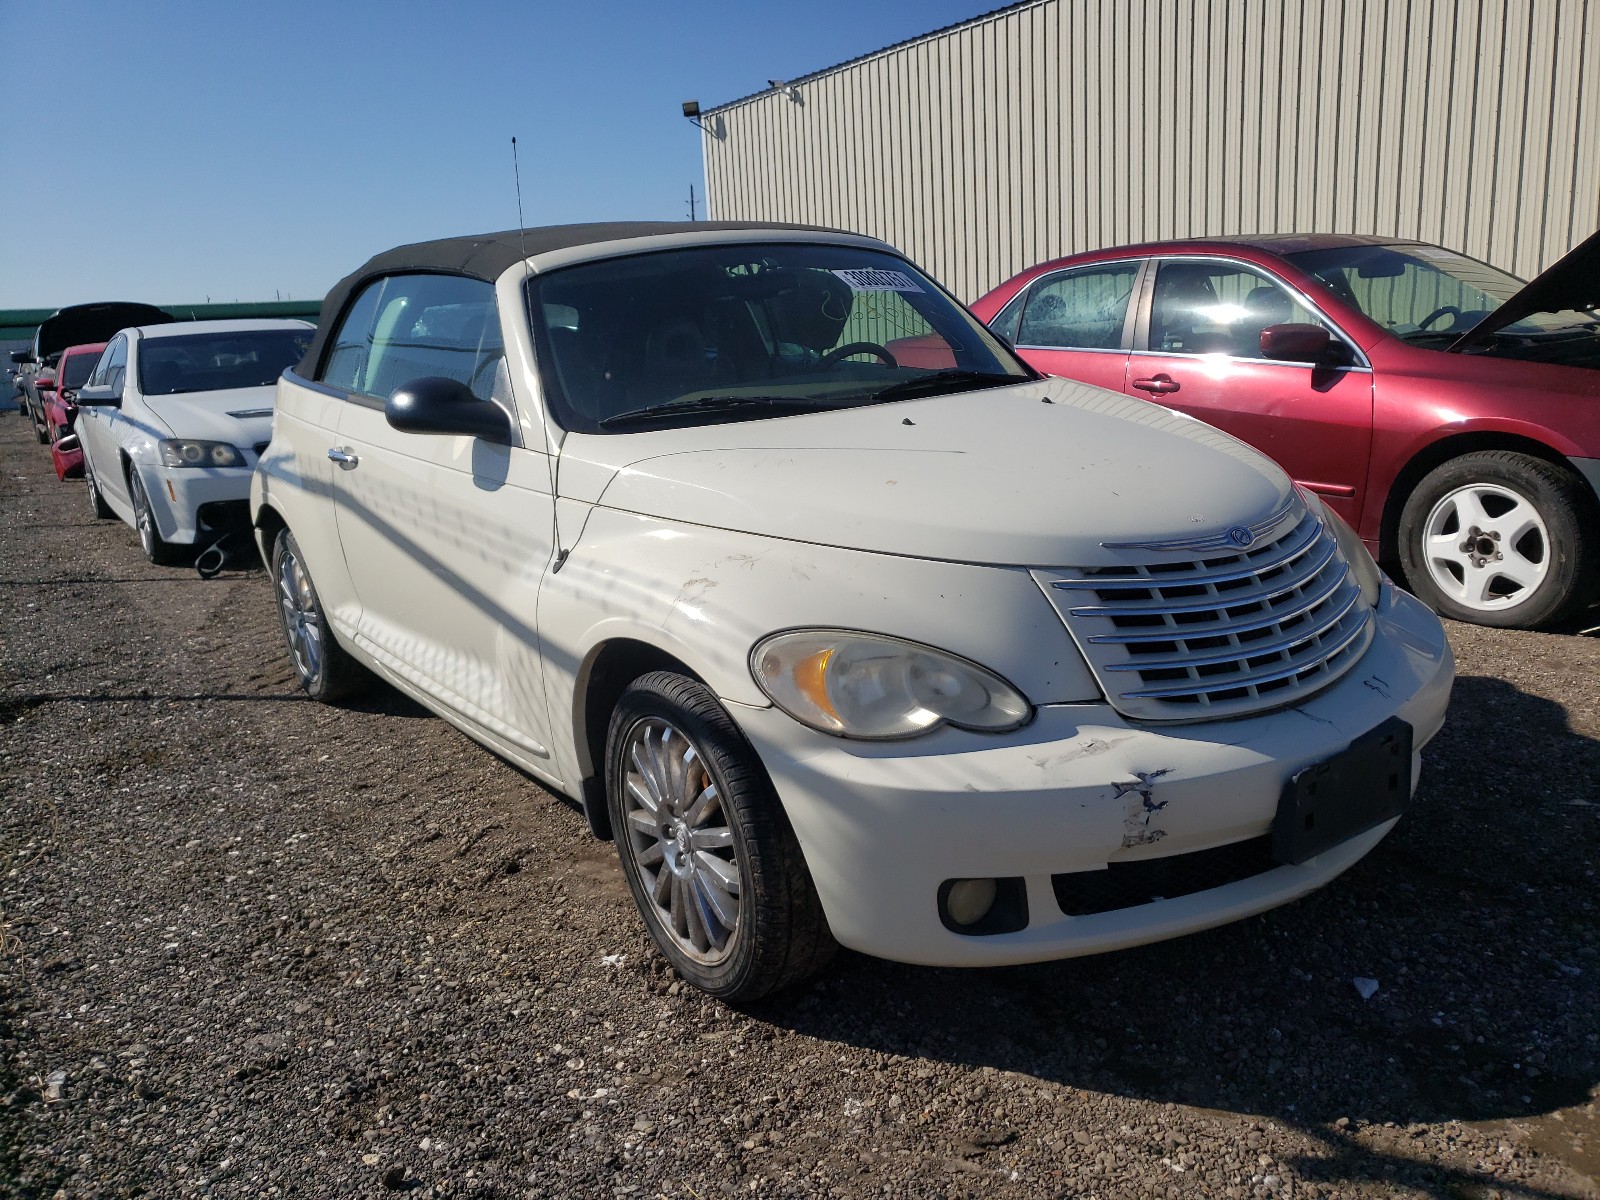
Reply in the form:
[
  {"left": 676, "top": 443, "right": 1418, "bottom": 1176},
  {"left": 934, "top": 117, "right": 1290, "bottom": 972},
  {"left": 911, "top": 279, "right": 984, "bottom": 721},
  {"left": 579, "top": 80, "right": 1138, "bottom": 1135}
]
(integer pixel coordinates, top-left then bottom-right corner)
[
  {"left": 605, "top": 671, "right": 835, "bottom": 1002},
  {"left": 1398, "top": 450, "right": 1600, "bottom": 630},
  {"left": 126, "top": 467, "right": 183, "bottom": 566},
  {"left": 270, "top": 528, "right": 366, "bottom": 703},
  {"left": 84, "top": 457, "right": 115, "bottom": 519}
]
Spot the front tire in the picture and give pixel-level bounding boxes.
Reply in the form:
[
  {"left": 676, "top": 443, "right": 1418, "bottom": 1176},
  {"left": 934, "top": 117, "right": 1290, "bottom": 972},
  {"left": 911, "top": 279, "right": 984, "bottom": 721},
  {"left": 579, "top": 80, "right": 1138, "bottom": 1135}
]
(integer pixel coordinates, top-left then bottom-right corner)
[
  {"left": 127, "top": 467, "right": 182, "bottom": 564},
  {"left": 271, "top": 528, "right": 365, "bottom": 703},
  {"left": 1398, "top": 450, "right": 1598, "bottom": 629},
  {"left": 606, "top": 672, "right": 834, "bottom": 1001}
]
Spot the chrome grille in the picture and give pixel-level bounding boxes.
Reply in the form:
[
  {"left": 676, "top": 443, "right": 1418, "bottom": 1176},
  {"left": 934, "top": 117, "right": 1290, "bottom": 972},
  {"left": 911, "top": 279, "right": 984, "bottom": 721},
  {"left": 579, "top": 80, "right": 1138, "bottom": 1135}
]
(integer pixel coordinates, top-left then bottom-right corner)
[{"left": 1037, "top": 503, "right": 1374, "bottom": 721}]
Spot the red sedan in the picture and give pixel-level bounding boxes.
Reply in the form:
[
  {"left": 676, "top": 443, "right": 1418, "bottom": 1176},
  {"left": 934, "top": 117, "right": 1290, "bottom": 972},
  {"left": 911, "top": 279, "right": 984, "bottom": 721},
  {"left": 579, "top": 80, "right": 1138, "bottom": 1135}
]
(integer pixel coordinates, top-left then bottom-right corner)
[
  {"left": 970, "top": 233, "right": 1600, "bottom": 629},
  {"left": 36, "top": 342, "right": 107, "bottom": 480}
]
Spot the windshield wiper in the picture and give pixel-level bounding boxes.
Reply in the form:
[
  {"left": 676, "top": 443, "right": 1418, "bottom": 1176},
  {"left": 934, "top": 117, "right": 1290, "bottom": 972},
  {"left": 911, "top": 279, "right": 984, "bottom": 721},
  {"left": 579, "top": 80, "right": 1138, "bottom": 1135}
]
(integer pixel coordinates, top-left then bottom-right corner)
[
  {"left": 599, "top": 395, "right": 824, "bottom": 429},
  {"left": 866, "top": 370, "right": 1024, "bottom": 404}
]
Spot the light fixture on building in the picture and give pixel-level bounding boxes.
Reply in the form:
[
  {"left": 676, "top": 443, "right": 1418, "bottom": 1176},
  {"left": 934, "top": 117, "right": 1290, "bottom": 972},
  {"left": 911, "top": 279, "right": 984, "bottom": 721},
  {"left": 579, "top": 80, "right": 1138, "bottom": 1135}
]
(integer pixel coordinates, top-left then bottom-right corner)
[
  {"left": 767, "top": 78, "right": 801, "bottom": 102},
  {"left": 681, "top": 99, "right": 713, "bottom": 134}
]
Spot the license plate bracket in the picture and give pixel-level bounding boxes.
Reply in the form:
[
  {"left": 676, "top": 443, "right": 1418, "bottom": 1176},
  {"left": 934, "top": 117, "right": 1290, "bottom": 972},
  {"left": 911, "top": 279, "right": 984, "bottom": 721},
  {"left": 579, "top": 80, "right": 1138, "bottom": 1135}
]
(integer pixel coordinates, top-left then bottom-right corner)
[{"left": 1272, "top": 716, "right": 1413, "bottom": 866}]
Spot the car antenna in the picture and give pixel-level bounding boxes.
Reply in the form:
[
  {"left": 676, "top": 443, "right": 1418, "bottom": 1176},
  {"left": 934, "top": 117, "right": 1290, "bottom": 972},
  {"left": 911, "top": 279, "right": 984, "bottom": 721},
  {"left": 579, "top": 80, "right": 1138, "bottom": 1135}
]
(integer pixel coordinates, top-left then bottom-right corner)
[
  {"left": 512, "top": 136, "right": 530, "bottom": 271},
  {"left": 513, "top": 135, "right": 568, "bottom": 573}
]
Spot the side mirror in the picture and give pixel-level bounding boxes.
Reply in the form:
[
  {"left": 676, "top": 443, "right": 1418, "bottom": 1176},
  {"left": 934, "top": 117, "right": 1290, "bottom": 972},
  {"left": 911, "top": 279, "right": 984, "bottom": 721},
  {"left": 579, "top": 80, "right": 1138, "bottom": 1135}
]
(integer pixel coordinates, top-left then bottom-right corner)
[
  {"left": 385, "top": 376, "right": 511, "bottom": 444},
  {"left": 10, "top": 351, "right": 34, "bottom": 365},
  {"left": 36, "top": 377, "right": 57, "bottom": 392},
  {"left": 1260, "top": 323, "right": 1334, "bottom": 363},
  {"left": 75, "top": 384, "right": 122, "bottom": 408}
]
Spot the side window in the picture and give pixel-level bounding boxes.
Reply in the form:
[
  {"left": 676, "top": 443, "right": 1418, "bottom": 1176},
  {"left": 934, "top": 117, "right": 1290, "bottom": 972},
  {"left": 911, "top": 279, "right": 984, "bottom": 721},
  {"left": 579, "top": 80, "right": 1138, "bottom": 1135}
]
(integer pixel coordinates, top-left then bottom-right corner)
[
  {"left": 988, "top": 291, "right": 1027, "bottom": 343},
  {"left": 92, "top": 336, "right": 128, "bottom": 391},
  {"left": 321, "top": 274, "right": 503, "bottom": 402},
  {"left": 1016, "top": 264, "right": 1138, "bottom": 350},
  {"left": 1148, "top": 261, "right": 1334, "bottom": 361},
  {"left": 321, "top": 278, "right": 387, "bottom": 393}
]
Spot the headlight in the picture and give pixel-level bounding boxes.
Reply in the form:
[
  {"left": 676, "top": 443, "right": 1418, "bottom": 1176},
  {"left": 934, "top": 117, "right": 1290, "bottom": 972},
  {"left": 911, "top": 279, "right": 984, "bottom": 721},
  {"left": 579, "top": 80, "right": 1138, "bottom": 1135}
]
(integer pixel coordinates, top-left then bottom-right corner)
[
  {"left": 159, "top": 439, "right": 245, "bottom": 468},
  {"left": 1301, "top": 488, "right": 1382, "bottom": 606},
  {"left": 750, "top": 630, "right": 1033, "bottom": 740}
]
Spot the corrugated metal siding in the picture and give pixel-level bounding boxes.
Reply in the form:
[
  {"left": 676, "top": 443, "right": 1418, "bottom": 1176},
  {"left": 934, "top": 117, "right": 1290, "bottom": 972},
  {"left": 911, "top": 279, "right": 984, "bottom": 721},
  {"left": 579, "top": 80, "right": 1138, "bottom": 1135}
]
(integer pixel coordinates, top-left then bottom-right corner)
[{"left": 701, "top": 0, "right": 1600, "bottom": 301}]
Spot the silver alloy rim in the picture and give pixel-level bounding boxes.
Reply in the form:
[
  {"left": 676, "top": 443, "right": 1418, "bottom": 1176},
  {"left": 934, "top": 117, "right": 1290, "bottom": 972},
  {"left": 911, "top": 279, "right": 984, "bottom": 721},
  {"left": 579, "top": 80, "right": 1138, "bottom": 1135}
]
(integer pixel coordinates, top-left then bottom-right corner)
[
  {"left": 130, "top": 473, "right": 155, "bottom": 556},
  {"left": 620, "top": 718, "right": 742, "bottom": 966},
  {"left": 1422, "top": 482, "right": 1550, "bottom": 611},
  {"left": 277, "top": 545, "right": 324, "bottom": 685}
]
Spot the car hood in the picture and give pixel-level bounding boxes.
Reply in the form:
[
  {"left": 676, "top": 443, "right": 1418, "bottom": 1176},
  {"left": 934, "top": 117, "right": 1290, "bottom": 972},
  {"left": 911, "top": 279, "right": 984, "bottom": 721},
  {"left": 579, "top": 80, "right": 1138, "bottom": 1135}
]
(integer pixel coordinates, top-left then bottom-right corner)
[
  {"left": 143, "top": 385, "right": 276, "bottom": 448},
  {"left": 1451, "top": 228, "right": 1600, "bottom": 351},
  {"left": 35, "top": 302, "right": 172, "bottom": 360},
  {"left": 563, "top": 376, "right": 1292, "bottom": 568}
]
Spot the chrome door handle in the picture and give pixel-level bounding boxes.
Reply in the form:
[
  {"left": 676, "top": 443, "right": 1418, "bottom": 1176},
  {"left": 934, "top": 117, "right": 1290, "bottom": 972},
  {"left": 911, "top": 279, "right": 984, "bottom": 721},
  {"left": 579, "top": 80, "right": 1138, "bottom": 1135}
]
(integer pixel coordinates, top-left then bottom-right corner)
[
  {"left": 1132, "top": 374, "right": 1180, "bottom": 394},
  {"left": 327, "top": 447, "right": 360, "bottom": 469}
]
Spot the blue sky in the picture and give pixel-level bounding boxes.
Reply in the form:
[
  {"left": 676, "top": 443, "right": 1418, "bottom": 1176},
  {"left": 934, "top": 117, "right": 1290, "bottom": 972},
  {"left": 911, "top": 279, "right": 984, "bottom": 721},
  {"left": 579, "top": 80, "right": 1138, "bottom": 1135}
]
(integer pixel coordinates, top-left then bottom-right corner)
[{"left": 0, "top": 0, "right": 997, "bottom": 310}]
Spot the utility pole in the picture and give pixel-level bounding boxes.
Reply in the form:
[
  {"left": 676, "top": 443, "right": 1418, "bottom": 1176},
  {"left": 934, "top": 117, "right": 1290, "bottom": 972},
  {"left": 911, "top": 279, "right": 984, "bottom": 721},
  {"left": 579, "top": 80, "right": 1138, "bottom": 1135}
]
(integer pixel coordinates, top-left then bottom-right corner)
[{"left": 687, "top": 184, "right": 697, "bottom": 222}]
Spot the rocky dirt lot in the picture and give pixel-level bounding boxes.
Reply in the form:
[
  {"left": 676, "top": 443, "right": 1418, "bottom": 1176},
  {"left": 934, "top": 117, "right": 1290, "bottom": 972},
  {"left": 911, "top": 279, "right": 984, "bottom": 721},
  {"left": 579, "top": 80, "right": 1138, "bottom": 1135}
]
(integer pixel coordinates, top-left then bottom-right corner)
[{"left": 1, "top": 407, "right": 1597, "bottom": 1200}]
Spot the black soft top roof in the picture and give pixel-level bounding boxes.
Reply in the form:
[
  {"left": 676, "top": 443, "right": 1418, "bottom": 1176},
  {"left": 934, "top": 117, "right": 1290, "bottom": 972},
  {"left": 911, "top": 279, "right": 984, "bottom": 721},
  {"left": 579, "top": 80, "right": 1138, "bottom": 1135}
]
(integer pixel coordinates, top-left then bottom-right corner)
[{"left": 299, "top": 220, "right": 848, "bottom": 378}]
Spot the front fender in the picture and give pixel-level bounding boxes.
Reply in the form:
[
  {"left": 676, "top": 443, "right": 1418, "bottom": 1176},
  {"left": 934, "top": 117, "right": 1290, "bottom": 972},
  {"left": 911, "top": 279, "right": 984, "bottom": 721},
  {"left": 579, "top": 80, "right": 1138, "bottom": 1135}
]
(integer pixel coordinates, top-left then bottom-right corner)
[{"left": 537, "top": 505, "right": 1102, "bottom": 786}]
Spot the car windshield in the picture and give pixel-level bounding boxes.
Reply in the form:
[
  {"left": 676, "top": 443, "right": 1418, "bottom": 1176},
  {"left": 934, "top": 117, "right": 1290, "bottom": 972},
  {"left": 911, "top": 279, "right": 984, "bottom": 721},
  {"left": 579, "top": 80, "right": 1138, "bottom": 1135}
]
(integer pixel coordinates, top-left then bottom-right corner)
[
  {"left": 60, "top": 352, "right": 100, "bottom": 390},
  {"left": 138, "top": 329, "right": 313, "bottom": 396},
  {"left": 527, "top": 243, "right": 1033, "bottom": 432},
  {"left": 1286, "top": 242, "right": 1598, "bottom": 345}
]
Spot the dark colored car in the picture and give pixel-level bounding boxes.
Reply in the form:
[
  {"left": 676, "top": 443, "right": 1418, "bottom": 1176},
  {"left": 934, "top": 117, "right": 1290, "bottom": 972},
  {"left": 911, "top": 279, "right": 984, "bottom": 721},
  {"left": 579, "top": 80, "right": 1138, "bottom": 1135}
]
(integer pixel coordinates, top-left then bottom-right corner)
[
  {"left": 970, "top": 233, "right": 1600, "bottom": 629},
  {"left": 36, "top": 341, "right": 107, "bottom": 478},
  {"left": 12, "top": 302, "right": 173, "bottom": 439}
]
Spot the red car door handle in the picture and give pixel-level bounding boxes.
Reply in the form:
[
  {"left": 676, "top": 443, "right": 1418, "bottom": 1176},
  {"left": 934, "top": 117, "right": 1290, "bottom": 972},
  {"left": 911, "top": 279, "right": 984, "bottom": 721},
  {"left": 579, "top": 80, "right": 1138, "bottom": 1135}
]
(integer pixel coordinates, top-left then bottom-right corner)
[{"left": 1132, "top": 374, "right": 1180, "bottom": 394}]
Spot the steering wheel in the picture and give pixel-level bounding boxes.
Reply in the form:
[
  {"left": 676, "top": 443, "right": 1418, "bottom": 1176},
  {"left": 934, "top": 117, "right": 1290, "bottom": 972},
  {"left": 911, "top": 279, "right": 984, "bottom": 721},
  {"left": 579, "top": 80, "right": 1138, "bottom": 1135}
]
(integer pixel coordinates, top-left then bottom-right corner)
[
  {"left": 817, "top": 341, "right": 898, "bottom": 369},
  {"left": 1417, "top": 305, "right": 1462, "bottom": 331}
]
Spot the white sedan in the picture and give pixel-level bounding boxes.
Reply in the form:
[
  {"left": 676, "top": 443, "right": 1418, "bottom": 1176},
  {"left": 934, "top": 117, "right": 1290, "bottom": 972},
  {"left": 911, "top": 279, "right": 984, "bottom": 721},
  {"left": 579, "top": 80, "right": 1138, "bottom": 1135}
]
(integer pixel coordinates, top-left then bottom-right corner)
[{"left": 75, "top": 319, "right": 313, "bottom": 563}]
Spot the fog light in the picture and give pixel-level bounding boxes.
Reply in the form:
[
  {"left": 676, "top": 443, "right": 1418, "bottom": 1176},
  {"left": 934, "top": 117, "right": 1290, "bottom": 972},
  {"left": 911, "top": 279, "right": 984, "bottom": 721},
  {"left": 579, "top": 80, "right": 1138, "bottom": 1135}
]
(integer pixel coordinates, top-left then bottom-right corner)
[{"left": 944, "top": 878, "right": 998, "bottom": 927}]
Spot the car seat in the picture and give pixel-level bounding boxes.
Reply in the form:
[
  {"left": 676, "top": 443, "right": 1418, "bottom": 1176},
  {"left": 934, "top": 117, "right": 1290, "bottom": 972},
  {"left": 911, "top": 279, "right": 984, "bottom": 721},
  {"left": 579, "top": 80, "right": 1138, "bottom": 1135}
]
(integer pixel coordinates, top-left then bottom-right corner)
[{"left": 142, "top": 357, "right": 184, "bottom": 395}]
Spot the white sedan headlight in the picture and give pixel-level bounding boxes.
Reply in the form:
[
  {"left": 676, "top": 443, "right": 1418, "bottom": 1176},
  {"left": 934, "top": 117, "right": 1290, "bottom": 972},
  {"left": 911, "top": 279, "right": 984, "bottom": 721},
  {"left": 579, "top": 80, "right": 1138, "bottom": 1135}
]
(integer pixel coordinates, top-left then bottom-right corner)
[
  {"left": 751, "top": 630, "right": 1033, "bottom": 740},
  {"left": 1301, "top": 488, "right": 1383, "bottom": 606},
  {"left": 159, "top": 439, "right": 245, "bottom": 468}
]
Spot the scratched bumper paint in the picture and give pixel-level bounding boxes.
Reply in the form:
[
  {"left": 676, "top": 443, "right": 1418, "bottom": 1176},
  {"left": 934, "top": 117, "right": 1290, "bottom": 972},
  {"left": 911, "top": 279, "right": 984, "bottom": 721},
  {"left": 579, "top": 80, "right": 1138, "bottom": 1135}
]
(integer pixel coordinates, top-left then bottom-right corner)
[{"left": 730, "top": 583, "right": 1453, "bottom": 967}]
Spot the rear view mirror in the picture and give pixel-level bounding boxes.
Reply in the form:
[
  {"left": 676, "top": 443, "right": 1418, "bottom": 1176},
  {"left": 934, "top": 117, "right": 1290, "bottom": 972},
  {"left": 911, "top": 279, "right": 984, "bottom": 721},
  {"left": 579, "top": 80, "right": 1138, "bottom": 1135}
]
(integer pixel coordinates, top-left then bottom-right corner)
[{"left": 1260, "top": 323, "right": 1334, "bottom": 363}]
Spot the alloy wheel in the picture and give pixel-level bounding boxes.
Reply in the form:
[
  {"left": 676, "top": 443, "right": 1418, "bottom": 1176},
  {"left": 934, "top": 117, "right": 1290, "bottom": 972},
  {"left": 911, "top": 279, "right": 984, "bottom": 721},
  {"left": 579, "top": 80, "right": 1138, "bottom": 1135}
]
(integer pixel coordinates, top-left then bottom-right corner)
[
  {"left": 276, "top": 543, "right": 324, "bottom": 686},
  {"left": 130, "top": 473, "right": 156, "bottom": 558},
  {"left": 618, "top": 717, "right": 743, "bottom": 966}
]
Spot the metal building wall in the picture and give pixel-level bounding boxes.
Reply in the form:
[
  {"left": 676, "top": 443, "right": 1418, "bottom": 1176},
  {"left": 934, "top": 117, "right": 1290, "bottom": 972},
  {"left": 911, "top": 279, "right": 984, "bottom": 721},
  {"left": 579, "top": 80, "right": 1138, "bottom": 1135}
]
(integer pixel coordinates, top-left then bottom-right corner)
[{"left": 700, "top": 0, "right": 1600, "bottom": 302}]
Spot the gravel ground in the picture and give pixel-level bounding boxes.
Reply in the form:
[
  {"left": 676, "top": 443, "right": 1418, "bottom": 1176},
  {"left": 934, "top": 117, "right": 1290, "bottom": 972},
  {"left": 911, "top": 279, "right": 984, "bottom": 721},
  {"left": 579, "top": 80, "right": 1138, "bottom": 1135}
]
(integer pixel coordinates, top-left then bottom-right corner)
[{"left": 2, "top": 403, "right": 1598, "bottom": 1199}]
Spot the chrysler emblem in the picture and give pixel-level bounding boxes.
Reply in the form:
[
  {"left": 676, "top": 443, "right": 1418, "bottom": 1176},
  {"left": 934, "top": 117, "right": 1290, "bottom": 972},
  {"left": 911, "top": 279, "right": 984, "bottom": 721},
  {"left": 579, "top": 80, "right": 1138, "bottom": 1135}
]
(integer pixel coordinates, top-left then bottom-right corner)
[{"left": 1228, "top": 526, "right": 1255, "bottom": 548}]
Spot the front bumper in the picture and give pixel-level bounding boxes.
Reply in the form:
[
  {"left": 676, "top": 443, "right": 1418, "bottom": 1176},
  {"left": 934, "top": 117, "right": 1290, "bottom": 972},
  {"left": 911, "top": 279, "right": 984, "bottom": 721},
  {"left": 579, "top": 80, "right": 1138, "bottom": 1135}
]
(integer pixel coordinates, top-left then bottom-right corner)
[
  {"left": 50, "top": 439, "right": 83, "bottom": 480},
  {"left": 1572, "top": 456, "right": 1600, "bottom": 509},
  {"left": 731, "top": 583, "right": 1454, "bottom": 967},
  {"left": 139, "top": 465, "right": 255, "bottom": 546}
]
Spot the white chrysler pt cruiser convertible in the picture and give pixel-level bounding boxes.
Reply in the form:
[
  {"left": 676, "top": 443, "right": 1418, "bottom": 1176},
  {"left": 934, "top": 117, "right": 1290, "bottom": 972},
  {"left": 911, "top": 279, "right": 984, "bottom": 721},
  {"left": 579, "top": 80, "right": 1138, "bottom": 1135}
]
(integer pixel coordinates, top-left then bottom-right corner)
[{"left": 252, "top": 223, "right": 1454, "bottom": 1000}]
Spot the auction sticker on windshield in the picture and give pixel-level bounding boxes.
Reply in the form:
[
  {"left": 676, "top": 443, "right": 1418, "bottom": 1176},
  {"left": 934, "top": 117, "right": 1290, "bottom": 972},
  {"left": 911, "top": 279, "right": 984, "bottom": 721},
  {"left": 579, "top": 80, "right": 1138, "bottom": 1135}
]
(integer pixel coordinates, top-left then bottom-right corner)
[{"left": 832, "top": 268, "right": 925, "bottom": 293}]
